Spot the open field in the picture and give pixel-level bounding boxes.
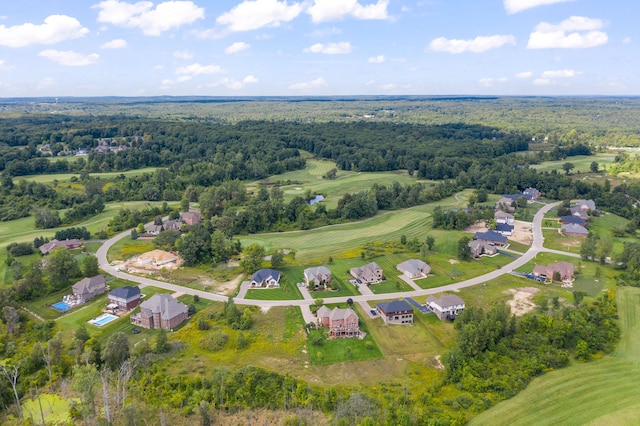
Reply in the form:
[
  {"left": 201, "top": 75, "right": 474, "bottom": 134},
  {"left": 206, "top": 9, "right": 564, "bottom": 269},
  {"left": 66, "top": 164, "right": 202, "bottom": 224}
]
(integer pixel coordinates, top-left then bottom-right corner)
[
  {"left": 239, "top": 191, "right": 466, "bottom": 262},
  {"left": 18, "top": 167, "right": 159, "bottom": 183},
  {"left": 249, "top": 159, "right": 425, "bottom": 209},
  {"left": 530, "top": 152, "right": 617, "bottom": 173},
  {"left": 470, "top": 287, "right": 640, "bottom": 426}
]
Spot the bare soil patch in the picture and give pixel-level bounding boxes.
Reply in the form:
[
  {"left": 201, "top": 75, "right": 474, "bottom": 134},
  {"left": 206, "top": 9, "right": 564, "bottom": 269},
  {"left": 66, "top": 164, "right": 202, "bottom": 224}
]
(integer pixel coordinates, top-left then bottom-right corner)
[
  {"left": 505, "top": 287, "right": 539, "bottom": 316},
  {"left": 448, "top": 259, "right": 459, "bottom": 265},
  {"left": 510, "top": 220, "right": 533, "bottom": 245},
  {"left": 193, "top": 274, "right": 243, "bottom": 295}
]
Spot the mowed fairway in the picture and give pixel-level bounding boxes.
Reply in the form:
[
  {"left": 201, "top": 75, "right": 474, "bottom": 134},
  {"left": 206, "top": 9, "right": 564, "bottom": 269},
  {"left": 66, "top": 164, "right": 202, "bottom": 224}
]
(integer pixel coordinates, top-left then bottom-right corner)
[
  {"left": 470, "top": 287, "right": 640, "bottom": 426},
  {"left": 240, "top": 203, "right": 438, "bottom": 261},
  {"left": 251, "top": 159, "right": 425, "bottom": 209},
  {"left": 530, "top": 152, "right": 617, "bottom": 173},
  {"left": 18, "top": 167, "right": 159, "bottom": 183}
]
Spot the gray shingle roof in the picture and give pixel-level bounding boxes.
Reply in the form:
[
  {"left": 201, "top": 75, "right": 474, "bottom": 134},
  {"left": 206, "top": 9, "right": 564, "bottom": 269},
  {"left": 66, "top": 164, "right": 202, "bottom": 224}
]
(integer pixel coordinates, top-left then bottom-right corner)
[
  {"left": 108, "top": 285, "right": 140, "bottom": 300},
  {"left": 140, "top": 293, "right": 187, "bottom": 320}
]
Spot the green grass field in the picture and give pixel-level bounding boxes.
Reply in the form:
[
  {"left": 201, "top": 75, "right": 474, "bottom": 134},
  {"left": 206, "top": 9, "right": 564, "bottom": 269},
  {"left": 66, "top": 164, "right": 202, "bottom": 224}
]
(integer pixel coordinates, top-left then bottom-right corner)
[
  {"left": 18, "top": 167, "right": 159, "bottom": 183},
  {"left": 249, "top": 159, "right": 425, "bottom": 209},
  {"left": 531, "top": 152, "right": 617, "bottom": 173},
  {"left": 470, "top": 287, "right": 640, "bottom": 426}
]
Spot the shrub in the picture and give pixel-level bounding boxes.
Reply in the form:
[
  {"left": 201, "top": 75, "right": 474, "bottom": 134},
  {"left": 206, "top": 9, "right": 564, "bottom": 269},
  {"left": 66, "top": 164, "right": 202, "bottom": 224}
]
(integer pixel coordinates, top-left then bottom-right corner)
[{"left": 199, "top": 331, "right": 228, "bottom": 352}]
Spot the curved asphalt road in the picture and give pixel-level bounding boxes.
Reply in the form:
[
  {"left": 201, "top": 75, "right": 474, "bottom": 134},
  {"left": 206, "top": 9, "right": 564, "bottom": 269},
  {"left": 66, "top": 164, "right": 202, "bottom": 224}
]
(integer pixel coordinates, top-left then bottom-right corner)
[{"left": 98, "top": 201, "right": 568, "bottom": 308}]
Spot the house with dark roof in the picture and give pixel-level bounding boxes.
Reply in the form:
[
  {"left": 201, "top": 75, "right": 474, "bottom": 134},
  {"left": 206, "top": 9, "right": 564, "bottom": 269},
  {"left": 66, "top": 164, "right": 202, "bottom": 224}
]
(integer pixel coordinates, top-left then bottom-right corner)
[
  {"left": 250, "top": 269, "right": 281, "bottom": 288},
  {"left": 72, "top": 275, "right": 107, "bottom": 303},
  {"left": 495, "top": 223, "right": 514, "bottom": 236},
  {"left": 303, "top": 266, "right": 332, "bottom": 290},
  {"left": 474, "top": 230, "right": 508, "bottom": 246},
  {"left": 523, "top": 187, "right": 541, "bottom": 201},
  {"left": 316, "top": 306, "right": 362, "bottom": 338},
  {"left": 533, "top": 262, "right": 575, "bottom": 283},
  {"left": 376, "top": 300, "right": 414, "bottom": 325},
  {"left": 107, "top": 286, "right": 141, "bottom": 311},
  {"left": 397, "top": 259, "right": 430, "bottom": 279},
  {"left": 426, "top": 295, "right": 465, "bottom": 321},
  {"left": 350, "top": 262, "right": 384, "bottom": 285},
  {"left": 39, "top": 239, "right": 82, "bottom": 255},
  {"left": 468, "top": 240, "right": 498, "bottom": 258},
  {"left": 130, "top": 293, "right": 188, "bottom": 330},
  {"left": 560, "top": 215, "right": 587, "bottom": 227},
  {"left": 561, "top": 223, "right": 589, "bottom": 237}
]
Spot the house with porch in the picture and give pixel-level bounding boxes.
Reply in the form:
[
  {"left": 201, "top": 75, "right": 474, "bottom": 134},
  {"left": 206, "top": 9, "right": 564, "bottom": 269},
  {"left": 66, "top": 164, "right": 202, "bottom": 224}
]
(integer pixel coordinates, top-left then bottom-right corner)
[
  {"left": 250, "top": 269, "right": 281, "bottom": 288},
  {"left": 316, "top": 306, "right": 362, "bottom": 338},
  {"left": 533, "top": 261, "right": 575, "bottom": 283},
  {"left": 468, "top": 240, "right": 498, "bottom": 258},
  {"left": 350, "top": 262, "right": 384, "bottom": 285},
  {"left": 396, "top": 259, "right": 430, "bottom": 279},
  {"left": 72, "top": 275, "right": 107, "bottom": 304},
  {"left": 376, "top": 300, "right": 414, "bottom": 325},
  {"left": 303, "top": 266, "right": 332, "bottom": 290},
  {"left": 426, "top": 294, "right": 465, "bottom": 321}
]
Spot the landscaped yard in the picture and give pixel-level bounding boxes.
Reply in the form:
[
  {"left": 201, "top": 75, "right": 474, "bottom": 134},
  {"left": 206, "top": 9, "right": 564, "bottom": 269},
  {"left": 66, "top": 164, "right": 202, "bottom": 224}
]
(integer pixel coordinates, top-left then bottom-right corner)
[{"left": 244, "top": 282, "right": 304, "bottom": 301}]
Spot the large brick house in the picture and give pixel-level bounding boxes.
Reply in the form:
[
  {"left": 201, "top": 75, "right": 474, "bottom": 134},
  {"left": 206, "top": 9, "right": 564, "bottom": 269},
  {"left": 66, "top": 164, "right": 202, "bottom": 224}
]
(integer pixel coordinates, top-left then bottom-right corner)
[
  {"left": 107, "top": 286, "right": 141, "bottom": 311},
  {"left": 376, "top": 300, "right": 414, "bottom": 325},
  {"left": 316, "top": 306, "right": 362, "bottom": 338},
  {"left": 130, "top": 293, "right": 188, "bottom": 330}
]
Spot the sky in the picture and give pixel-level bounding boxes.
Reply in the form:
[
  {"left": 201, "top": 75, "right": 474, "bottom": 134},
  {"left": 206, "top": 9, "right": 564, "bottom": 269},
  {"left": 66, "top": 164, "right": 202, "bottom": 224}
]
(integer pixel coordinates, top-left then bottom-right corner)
[{"left": 0, "top": 0, "right": 636, "bottom": 97}]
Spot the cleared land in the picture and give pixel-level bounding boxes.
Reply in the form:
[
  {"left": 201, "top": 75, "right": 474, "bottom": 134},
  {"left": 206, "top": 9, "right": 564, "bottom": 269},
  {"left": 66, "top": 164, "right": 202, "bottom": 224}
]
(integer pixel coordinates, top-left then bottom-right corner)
[
  {"left": 530, "top": 152, "right": 617, "bottom": 173},
  {"left": 470, "top": 287, "right": 640, "bottom": 426}
]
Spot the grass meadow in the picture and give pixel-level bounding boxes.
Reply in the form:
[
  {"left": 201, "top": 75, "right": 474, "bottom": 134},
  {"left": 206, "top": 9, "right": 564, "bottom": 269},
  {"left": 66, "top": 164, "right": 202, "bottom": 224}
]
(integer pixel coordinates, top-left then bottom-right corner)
[
  {"left": 530, "top": 152, "right": 618, "bottom": 173},
  {"left": 18, "top": 167, "right": 159, "bottom": 183},
  {"left": 469, "top": 287, "right": 640, "bottom": 426}
]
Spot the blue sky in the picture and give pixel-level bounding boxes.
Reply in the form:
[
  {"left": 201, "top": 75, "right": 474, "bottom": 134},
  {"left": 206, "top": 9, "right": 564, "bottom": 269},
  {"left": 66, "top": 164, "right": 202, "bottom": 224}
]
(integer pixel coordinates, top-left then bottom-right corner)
[{"left": 0, "top": 0, "right": 635, "bottom": 97}]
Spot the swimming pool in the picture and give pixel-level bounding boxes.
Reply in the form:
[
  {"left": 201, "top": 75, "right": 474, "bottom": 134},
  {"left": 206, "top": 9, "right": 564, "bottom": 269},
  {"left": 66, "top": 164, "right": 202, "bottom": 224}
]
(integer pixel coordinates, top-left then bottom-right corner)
[
  {"left": 88, "top": 313, "right": 118, "bottom": 327},
  {"left": 51, "top": 301, "right": 72, "bottom": 312}
]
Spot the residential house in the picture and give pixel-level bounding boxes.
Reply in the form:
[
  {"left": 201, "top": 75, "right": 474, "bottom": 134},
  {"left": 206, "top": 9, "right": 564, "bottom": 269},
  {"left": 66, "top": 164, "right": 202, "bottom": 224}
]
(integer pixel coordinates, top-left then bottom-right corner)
[
  {"left": 560, "top": 215, "right": 587, "bottom": 227},
  {"left": 144, "top": 224, "right": 164, "bottom": 235},
  {"left": 72, "top": 275, "right": 107, "bottom": 303},
  {"left": 533, "top": 262, "right": 575, "bottom": 283},
  {"left": 130, "top": 293, "right": 188, "bottom": 330},
  {"left": 350, "top": 262, "right": 384, "bottom": 285},
  {"left": 468, "top": 240, "right": 498, "bottom": 258},
  {"left": 495, "top": 196, "right": 516, "bottom": 212},
  {"left": 569, "top": 207, "right": 589, "bottom": 220},
  {"left": 39, "top": 239, "right": 82, "bottom": 255},
  {"left": 573, "top": 199, "right": 597, "bottom": 212},
  {"left": 250, "top": 269, "right": 281, "bottom": 288},
  {"left": 107, "top": 286, "right": 141, "bottom": 311},
  {"left": 181, "top": 211, "right": 202, "bottom": 226},
  {"left": 561, "top": 223, "right": 589, "bottom": 237},
  {"left": 163, "top": 220, "right": 182, "bottom": 232},
  {"left": 523, "top": 187, "right": 541, "bottom": 201},
  {"left": 303, "top": 266, "right": 332, "bottom": 290},
  {"left": 426, "top": 295, "right": 465, "bottom": 321},
  {"left": 316, "top": 306, "right": 362, "bottom": 338},
  {"left": 396, "top": 259, "right": 430, "bottom": 279},
  {"left": 494, "top": 210, "right": 515, "bottom": 225},
  {"left": 474, "top": 230, "right": 508, "bottom": 246},
  {"left": 495, "top": 223, "right": 514, "bottom": 236},
  {"left": 376, "top": 300, "right": 414, "bottom": 325}
]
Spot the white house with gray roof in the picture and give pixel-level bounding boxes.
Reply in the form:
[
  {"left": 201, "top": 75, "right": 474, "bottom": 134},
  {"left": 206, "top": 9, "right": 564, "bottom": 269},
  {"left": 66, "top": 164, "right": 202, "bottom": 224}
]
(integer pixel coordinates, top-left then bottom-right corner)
[
  {"left": 426, "top": 294, "right": 465, "bottom": 321},
  {"left": 396, "top": 259, "right": 430, "bottom": 279},
  {"left": 250, "top": 269, "right": 281, "bottom": 288}
]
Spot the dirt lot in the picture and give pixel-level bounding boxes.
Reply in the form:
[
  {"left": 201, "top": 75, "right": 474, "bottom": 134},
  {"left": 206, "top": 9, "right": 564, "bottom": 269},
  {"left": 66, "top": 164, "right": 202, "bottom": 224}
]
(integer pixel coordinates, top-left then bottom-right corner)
[
  {"left": 464, "top": 220, "right": 533, "bottom": 246},
  {"left": 505, "top": 287, "right": 539, "bottom": 315}
]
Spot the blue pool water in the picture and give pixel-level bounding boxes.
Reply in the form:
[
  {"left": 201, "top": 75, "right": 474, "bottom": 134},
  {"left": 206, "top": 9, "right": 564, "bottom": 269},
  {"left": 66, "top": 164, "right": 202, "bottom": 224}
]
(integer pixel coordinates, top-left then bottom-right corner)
[
  {"left": 52, "top": 301, "right": 72, "bottom": 311},
  {"left": 89, "top": 314, "right": 118, "bottom": 326}
]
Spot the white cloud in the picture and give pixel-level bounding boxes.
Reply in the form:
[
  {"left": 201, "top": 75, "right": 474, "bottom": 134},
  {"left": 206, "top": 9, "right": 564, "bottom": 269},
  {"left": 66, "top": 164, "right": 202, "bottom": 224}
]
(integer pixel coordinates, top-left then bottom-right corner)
[
  {"left": 36, "top": 77, "right": 56, "bottom": 90},
  {"left": 368, "top": 55, "right": 385, "bottom": 63},
  {"left": 527, "top": 16, "right": 608, "bottom": 49},
  {"left": 429, "top": 34, "right": 516, "bottom": 53},
  {"left": 101, "top": 38, "right": 127, "bottom": 49},
  {"left": 160, "top": 75, "right": 192, "bottom": 88},
  {"left": 0, "top": 15, "right": 88, "bottom": 48},
  {"left": 623, "top": 37, "right": 632, "bottom": 44},
  {"left": 533, "top": 78, "right": 553, "bottom": 86},
  {"left": 0, "top": 60, "right": 8, "bottom": 70},
  {"left": 307, "top": 27, "right": 341, "bottom": 38},
  {"left": 479, "top": 77, "right": 508, "bottom": 87},
  {"left": 175, "top": 63, "right": 223, "bottom": 75},
  {"left": 307, "top": 0, "right": 389, "bottom": 23},
  {"left": 303, "top": 42, "right": 352, "bottom": 54},
  {"left": 94, "top": 0, "right": 205, "bottom": 36},
  {"left": 225, "top": 42, "right": 250, "bottom": 54},
  {"left": 219, "top": 75, "right": 259, "bottom": 89},
  {"left": 504, "top": 0, "right": 575, "bottom": 14},
  {"left": 39, "top": 50, "right": 100, "bottom": 66},
  {"left": 289, "top": 77, "right": 328, "bottom": 90},
  {"left": 541, "top": 69, "right": 580, "bottom": 78},
  {"left": 515, "top": 71, "right": 533, "bottom": 78},
  {"left": 217, "top": 0, "right": 304, "bottom": 32},
  {"left": 173, "top": 50, "right": 193, "bottom": 59}
]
